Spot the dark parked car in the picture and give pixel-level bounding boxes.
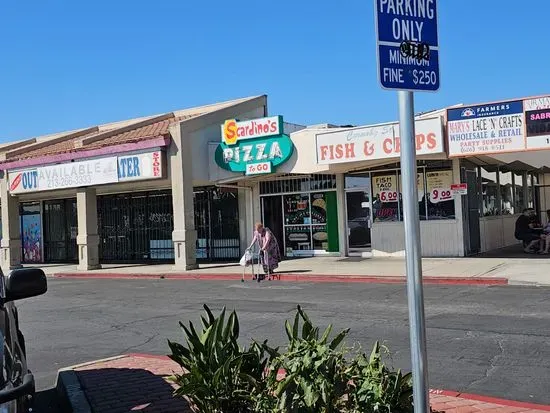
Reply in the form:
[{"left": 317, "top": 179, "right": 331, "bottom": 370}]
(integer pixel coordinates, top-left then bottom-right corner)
[{"left": 0, "top": 268, "right": 47, "bottom": 412}]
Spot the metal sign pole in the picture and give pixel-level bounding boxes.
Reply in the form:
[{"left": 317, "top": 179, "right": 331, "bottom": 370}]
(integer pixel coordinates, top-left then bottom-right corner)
[{"left": 398, "top": 90, "right": 430, "bottom": 413}]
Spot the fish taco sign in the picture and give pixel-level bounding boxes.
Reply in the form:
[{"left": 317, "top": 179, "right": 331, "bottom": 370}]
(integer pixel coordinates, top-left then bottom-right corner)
[{"left": 214, "top": 115, "right": 294, "bottom": 176}]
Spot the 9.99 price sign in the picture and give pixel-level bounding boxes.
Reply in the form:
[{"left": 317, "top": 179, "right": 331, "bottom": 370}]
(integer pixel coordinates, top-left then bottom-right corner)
[
  {"left": 380, "top": 190, "right": 398, "bottom": 203},
  {"left": 430, "top": 188, "right": 452, "bottom": 203}
]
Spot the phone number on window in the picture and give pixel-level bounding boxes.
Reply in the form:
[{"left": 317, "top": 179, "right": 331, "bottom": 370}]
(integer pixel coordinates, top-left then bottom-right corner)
[{"left": 46, "top": 175, "right": 93, "bottom": 189}]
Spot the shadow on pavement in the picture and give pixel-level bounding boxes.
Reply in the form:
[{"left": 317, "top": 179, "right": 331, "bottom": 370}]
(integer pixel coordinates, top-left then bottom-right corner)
[
  {"left": 33, "top": 388, "right": 62, "bottom": 413},
  {"left": 77, "top": 367, "right": 191, "bottom": 413},
  {"left": 276, "top": 269, "right": 312, "bottom": 274},
  {"left": 477, "top": 243, "right": 550, "bottom": 259}
]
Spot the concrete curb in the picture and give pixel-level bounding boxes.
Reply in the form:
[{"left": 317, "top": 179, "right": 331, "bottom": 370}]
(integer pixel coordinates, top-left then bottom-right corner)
[
  {"left": 55, "top": 369, "right": 92, "bottom": 413},
  {"left": 52, "top": 272, "right": 509, "bottom": 285},
  {"left": 56, "top": 355, "right": 129, "bottom": 413}
]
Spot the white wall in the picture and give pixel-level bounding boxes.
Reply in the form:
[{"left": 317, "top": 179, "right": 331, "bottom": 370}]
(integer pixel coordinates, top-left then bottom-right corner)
[
  {"left": 371, "top": 220, "right": 464, "bottom": 257},
  {"left": 277, "top": 128, "right": 333, "bottom": 175},
  {"left": 479, "top": 215, "right": 520, "bottom": 252}
]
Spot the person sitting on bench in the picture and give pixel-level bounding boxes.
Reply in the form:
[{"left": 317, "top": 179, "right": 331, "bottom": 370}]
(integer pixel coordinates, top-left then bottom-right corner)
[{"left": 515, "top": 208, "right": 542, "bottom": 253}]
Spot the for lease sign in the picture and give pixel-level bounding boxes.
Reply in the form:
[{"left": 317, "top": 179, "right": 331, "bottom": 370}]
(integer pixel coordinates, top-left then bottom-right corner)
[{"left": 8, "top": 151, "right": 164, "bottom": 194}]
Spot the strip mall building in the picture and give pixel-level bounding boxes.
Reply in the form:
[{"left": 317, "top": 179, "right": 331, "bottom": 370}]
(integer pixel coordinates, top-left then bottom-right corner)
[{"left": 1, "top": 94, "right": 549, "bottom": 271}]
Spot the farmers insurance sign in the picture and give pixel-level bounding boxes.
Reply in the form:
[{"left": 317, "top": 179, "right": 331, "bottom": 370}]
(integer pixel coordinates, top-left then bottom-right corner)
[
  {"left": 214, "top": 115, "right": 294, "bottom": 176},
  {"left": 8, "top": 151, "right": 164, "bottom": 194},
  {"left": 447, "top": 101, "right": 524, "bottom": 156},
  {"left": 315, "top": 117, "right": 444, "bottom": 165}
]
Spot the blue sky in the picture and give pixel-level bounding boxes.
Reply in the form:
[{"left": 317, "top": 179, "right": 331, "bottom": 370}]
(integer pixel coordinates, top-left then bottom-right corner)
[{"left": 0, "top": 0, "right": 548, "bottom": 141}]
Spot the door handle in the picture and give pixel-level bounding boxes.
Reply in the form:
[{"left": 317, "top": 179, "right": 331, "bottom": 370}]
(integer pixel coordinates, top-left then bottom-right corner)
[{"left": 0, "top": 373, "right": 34, "bottom": 404}]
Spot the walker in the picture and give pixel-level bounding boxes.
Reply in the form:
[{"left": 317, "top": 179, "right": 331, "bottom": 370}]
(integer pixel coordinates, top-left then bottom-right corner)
[{"left": 241, "top": 248, "right": 275, "bottom": 282}]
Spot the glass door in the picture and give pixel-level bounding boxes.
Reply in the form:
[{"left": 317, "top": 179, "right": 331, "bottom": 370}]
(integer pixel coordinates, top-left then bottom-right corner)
[
  {"left": 20, "top": 202, "right": 42, "bottom": 263},
  {"left": 346, "top": 191, "right": 372, "bottom": 251},
  {"left": 261, "top": 195, "right": 285, "bottom": 256}
]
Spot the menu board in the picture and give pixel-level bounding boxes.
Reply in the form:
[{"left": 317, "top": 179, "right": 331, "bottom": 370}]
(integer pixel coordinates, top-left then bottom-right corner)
[
  {"left": 285, "top": 226, "right": 312, "bottom": 254},
  {"left": 311, "top": 193, "right": 327, "bottom": 224},
  {"left": 426, "top": 170, "right": 453, "bottom": 203},
  {"left": 372, "top": 175, "right": 398, "bottom": 203},
  {"left": 312, "top": 224, "right": 328, "bottom": 250},
  {"left": 284, "top": 194, "right": 310, "bottom": 225}
]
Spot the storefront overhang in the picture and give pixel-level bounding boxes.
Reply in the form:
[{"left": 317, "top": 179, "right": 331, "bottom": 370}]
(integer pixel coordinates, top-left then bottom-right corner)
[
  {"left": 0, "top": 136, "right": 171, "bottom": 171},
  {"left": 483, "top": 150, "right": 550, "bottom": 171}
]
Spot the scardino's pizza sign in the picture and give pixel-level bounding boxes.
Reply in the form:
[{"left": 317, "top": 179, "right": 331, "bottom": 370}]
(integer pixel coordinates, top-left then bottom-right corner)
[{"left": 214, "top": 115, "right": 294, "bottom": 176}]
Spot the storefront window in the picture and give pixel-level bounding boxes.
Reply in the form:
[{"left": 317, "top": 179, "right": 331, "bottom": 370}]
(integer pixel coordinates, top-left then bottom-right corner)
[
  {"left": 20, "top": 202, "right": 42, "bottom": 263},
  {"left": 279, "top": 191, "right": 337, "bottom": 255},
  {"left": 371, "top": 172, "right": 399, "bottom": 222},
  {"left": 285, "top": 225, "right": 312, "bottom": 253},
  {"left": 345, "top": 175, "right": 370, "bottom": 190},
  {"left": 425, "top": 169, "right": 455, "bottom": 220},
  {"left": 399, "top": 171, "right": 426, "bottom": 220},
  {"left": 284, "top": 194, "right": 311, "bottom": 225},
  {"left": 513, "top": 172, "right": 524, "bottom": 213},
  {"left": 499, "top": 170, "right": 514, "bottom": 215},
  {"left": 481, "top": 167, "right": 499, "bottom": 216},
  {"left": 260, "top": 175, "right": 337, "bottom": 195}
]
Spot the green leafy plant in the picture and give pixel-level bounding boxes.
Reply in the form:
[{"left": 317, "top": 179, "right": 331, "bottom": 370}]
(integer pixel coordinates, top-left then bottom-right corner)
[
  {"left": 258, "top": 305, "right": 352, "bottom": 413},
  {"left": 347, "top": 342, "right": 413, "bottom": 413},
  {"left": 168, "top": 304, "right": 270, "bottom": 413},
  {"left": 168, "top": 305, "right": 416, "bottom": 413}
]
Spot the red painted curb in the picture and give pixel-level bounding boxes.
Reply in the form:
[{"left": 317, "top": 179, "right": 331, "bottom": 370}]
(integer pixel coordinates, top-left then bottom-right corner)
[
  {"left": 454, "top": 392, "right": 550, "bottom": 412},
  {"left": 118, "top": 356, "right": 550, "bottom": 411},
  {"left": 53, "top": 272, "right": 508, "bottom": 286}
]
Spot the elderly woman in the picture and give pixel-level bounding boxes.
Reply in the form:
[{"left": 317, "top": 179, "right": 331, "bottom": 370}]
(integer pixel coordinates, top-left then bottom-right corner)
[{"left": 248, "top": 222, "right": 281, "bottom": 279}]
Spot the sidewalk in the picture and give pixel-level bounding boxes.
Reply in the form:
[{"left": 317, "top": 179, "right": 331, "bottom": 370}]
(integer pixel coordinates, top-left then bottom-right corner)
[
  {"left": 30, "top": 253, "right": 550, "bottom": 286},
  {"left": 56, "top": 354, "right": 550, "bottom": 413}
]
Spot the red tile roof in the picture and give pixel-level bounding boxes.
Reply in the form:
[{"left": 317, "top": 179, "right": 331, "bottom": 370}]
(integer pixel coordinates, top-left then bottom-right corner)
[
  {"left": 7, "top": 115, "right": 194, "bottom": 161},
  {"left": 0, "top": 95, "right": 265, "bottom": 163}
]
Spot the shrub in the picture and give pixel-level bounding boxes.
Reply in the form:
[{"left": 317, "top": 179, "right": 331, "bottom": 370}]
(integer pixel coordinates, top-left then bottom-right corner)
[
  {"left": 258, "top": 305, "right": 351, "bottom": 413},
  {"left": 347, "top": 342, "right": 413, "bottom": 413},
  {"left": 168, "top": 304, "right": 270, "bottom": 413},
  {"left": 169, "top": 305, "right": 415, "bottom": 413}
]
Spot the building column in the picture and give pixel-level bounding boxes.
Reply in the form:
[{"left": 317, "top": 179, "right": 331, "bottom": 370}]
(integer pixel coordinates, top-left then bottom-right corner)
[
  {"left": 452, "top": 158, "right": 466, "bottom": 257},
  {"left": 169, "top": 123, "right": 198, "bottom": 270},
  {"left": 0, "top": 172, "right": 22, "bottom": 270},
  {"left": 251, "top": 182, "right": 261, "bottom": 224},
  {"left": 335, "top": 174, "right": 348, "bottom": 257},
  {"left": 238, "top": 186, "right": 253, "bottom": 255},
  {"left": 76, "top": 187, "right": 101, "bottom": 270}
]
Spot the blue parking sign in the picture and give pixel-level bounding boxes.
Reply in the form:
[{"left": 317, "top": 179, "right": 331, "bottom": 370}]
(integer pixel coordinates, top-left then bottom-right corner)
[{"left": 374, "top": 0, "right": 440, "bottom": 92}]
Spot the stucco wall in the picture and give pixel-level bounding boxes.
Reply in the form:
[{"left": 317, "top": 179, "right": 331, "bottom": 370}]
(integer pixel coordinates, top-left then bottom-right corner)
[
  {"left": 371, "top": 220, "right": 464, "bottom": 257},
  {"left": 479, "top": 215, "right": 520, "bottom": 252},
  {"left": 191, "top": 106, "right": 266, "bottom": 186}
]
